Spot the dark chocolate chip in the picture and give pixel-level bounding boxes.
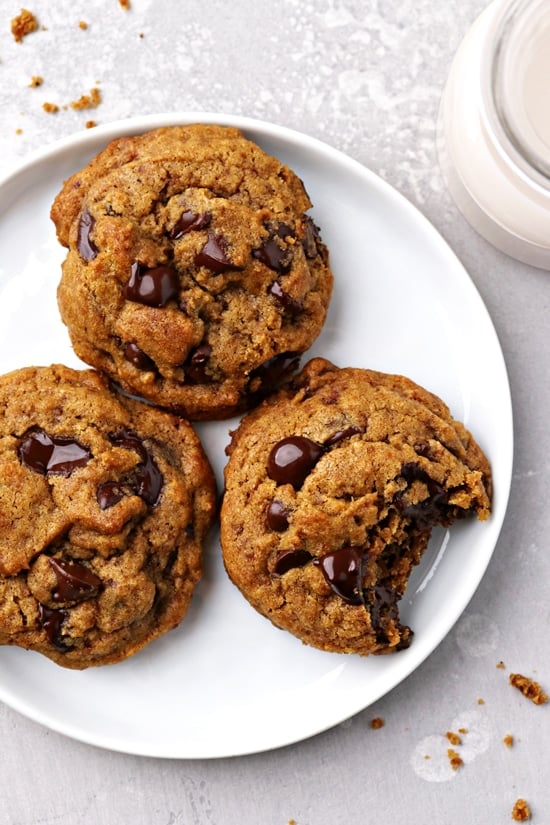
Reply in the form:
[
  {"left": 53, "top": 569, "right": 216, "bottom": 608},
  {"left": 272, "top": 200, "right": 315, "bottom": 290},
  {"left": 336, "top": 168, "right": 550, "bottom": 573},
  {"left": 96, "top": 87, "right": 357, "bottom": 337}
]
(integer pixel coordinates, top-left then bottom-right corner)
[
  {"left": 109, "top": 429, "right": 163, "bottom": 506},
  {"left": 123, "top": 342, "right": 156, "bottom": 371},
  {"left": 247, "top": 352, "right": 300, "bottom": 396},
  {"left": 124, "top": 262, "right": 180, "bottom": 307},
  {"left": 170, "top": 210, "right": 211, "bottom": 239},
  {"left": 253, "top": 238, "right": 289, "bottom": 273},
  {"left": 266, "top": 499, "right": 290, "bottom": 531},
  {"left": 314, "top": 546, "right": 365, "bottom": 605},
  {"left": 324, "top": 425, "right": 362, "bottom": 447},
  {"left": 273, "top": 548, "right": 312, "bottom": 575},
  {"left": 273, "top": 222, "right": 294, "bottom": 240},
  {"left": 37, "top": 603, "right": 70, "bottom": 652},
  {"left": 302, "top": 215, "right": 322, "bottom": 259},
  {"left": 195, "top": 232, "right": 239, "bottom": 273},
  {"left": 18, "top": 428, "right": 92, "bottom": 477},
  {"left": 268, "top": 281, "right": 302, "bottom": 315},
  {"left": 96, "top": 481, "right": 127, "bottom": 509},
  {"left": 253, "top": 222, "right": 295, "bottom": 273},
  {"left": 49, "top": 557, "right": 102, "bottom": 603},
  {"left": 77, "top": 208, "right": 98, "bottom": 262},
  {"left": 267, "top": 436, "right": 324, "bottom": 489},
  {"left": 184, "top": 343, "right": 212, "bottom": 384}
]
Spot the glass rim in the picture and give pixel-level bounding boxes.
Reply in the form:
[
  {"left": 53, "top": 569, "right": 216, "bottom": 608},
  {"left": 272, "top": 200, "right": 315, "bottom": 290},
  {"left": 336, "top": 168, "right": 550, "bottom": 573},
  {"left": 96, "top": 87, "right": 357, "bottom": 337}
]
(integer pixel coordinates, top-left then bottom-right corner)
[{"left": 486, "top": 0, "right": 550, "bottom": 183}]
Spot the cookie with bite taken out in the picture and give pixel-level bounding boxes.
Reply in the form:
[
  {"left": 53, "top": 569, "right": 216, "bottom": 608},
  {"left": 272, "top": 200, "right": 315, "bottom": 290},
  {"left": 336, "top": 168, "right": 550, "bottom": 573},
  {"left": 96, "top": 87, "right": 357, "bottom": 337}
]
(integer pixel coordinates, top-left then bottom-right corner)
[{"left": 220, "top": 358, "right": 492, "bottom": 656}]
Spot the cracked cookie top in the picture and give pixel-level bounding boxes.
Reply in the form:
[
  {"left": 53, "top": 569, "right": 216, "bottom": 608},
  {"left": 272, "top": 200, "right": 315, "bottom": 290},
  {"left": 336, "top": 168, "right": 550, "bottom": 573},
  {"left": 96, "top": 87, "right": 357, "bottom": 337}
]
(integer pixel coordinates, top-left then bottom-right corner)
[
  {"left": 220, "top": 358, "right": 492, "bottom": 656},
  {"left": 51, "top": 124, "right": 333, "bottom": 419},
  {"left": 0, "top": 364, "right": 216, "bottom": 668}
]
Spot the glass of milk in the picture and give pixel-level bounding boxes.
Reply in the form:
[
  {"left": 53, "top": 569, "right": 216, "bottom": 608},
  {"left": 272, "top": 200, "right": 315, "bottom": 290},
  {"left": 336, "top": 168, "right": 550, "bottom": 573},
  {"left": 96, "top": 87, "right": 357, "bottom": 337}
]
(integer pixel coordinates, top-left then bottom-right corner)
[{"left": 439, "top": 0, "right": 550, "bottom": 269}]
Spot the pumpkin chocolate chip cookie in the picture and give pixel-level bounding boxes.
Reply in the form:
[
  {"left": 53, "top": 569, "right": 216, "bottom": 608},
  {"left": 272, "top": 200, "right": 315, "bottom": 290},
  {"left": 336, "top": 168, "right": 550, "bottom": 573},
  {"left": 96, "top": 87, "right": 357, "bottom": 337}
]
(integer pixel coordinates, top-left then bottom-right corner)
[
  {"left": 220, "top": 358, "right": 492, "bottom": 656},
  {"left": 51, "top": 124, "right": 333, "bottom": 419},
  {"left": 0, "top": 364, "right": 216, "bottom": 668}
]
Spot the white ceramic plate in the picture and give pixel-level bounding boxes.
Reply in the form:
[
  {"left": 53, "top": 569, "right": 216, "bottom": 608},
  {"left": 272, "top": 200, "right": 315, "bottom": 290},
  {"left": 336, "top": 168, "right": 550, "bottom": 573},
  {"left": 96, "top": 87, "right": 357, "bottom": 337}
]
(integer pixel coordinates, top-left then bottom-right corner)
[{"left": 0, "top": 113, "right": 512, "bottom": 759}]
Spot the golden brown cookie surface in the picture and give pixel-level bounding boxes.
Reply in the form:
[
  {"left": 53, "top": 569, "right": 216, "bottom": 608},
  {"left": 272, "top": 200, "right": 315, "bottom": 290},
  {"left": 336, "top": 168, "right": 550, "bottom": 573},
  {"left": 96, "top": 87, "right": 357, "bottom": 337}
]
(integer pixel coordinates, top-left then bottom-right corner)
[
  {"left": 220, "top": 358, "right": 492, "bottom": 656},
  {"left": 0, "top": 364, "right": 216, "bottom": 668},
  {"left": 51, "top": 124, "right": 333, "bottom": 419}
]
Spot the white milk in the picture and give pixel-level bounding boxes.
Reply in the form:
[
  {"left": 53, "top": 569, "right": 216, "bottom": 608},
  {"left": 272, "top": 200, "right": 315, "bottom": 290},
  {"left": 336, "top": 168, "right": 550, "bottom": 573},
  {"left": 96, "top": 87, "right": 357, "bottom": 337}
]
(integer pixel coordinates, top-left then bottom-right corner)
[{"left": 439, "top": 0, "right": 550, "bottom": 269}]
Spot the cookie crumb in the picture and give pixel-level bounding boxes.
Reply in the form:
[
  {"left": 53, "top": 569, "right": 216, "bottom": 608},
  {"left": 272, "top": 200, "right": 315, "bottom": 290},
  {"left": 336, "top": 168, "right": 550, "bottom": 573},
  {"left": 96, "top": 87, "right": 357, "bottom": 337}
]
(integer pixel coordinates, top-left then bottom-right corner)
[
  {"left": 497, "top": 660, "right": 506, "bottom": 669},
  {"left": 79, "top": 20, "right": 88, "bottom": 29},
  {"left": 11, "top": 8, "right": 38, "bottom": 42},
  {"left": 370, "top": 717, "right": 385, "bottom": 730},
  {"left": 503, "top": 734, "right": 514, "bottom": 748},
  {"left": 42, "top": 102, "right": 59, "bottom": 114},
  {"left": 511, "top": 798, "right": 531, "bottom": 821},
  {"left": 447, "top": 748, "right": 463, "bottom": 770},
  {"left": 509, "top": 673, "right": 548, "bottom": 705},
  {"left": 477, "top": 697, "right": 485, "bottom": 705},
  {"left": 445, "top": 730, "right": 462, "bottom": 746},
  {"left": 85, "top": 120, "right": 97, "bottom": 129},
  {"left": 119, "top": 0, "right": 131, "bottom": 8},
  {"left": 458, "top": 727, "right": 468, "bottom": 734},
  {"left": 15, "top": 128, "right": 23, "bottom": 135},
  {"left": 29, "top": 75, "right": 43, "bottom": 87},
  {"left": 70, "top": 87, "right": 101, "bottom": 111}
]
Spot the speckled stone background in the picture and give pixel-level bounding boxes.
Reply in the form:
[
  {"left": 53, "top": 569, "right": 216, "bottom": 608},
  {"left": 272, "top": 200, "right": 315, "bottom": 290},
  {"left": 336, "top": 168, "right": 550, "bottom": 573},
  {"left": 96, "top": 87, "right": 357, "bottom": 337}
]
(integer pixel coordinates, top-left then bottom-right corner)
[{"left": 1, "top": 2, "right": 549, "bottom": 824}]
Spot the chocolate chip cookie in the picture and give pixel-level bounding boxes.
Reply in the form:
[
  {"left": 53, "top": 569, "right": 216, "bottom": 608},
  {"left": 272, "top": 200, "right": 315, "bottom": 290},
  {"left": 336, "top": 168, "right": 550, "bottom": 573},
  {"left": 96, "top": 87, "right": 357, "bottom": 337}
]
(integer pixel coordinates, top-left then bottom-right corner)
[
  {"left": 220, "top": 358, "right": 492, "bottom": 656},
  {"left": 51, "top": 124, "right": 333, "bottom": 420},
  {"left": 0, "top": 364, "right": 216, "bottom": 668}
]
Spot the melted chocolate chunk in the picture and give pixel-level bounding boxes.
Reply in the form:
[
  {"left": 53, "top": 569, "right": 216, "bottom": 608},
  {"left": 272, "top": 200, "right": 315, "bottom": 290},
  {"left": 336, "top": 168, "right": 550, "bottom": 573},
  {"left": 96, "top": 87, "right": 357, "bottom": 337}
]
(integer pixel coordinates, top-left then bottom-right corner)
[
  {"left": 184, "top": 343, "right": 212, "bottom": 384},
  {"left": 365, "top": 585, "right": 399, "bottom": 640},
  {"left": 131, "top": 457, "right": 163, "bottom": 507},
  {"left": 124, "top": 262, "right": 180, "bottom": 307},
  {"left": 397, "top": 462, "right": 450, "bottom": 529},
  {"left": 110, "top": 430, "right": 147, "bottom": 460},
  {"left": 170, "top": 210, "right": 211, "bottom": 239},
  {"left": 49, "top": 558, "right": 102, "bottom": 603},
  {"left": 273, "top": 548, "right": 312, "bottom": 575},
  {"left": 37, "top": 603, "right": 70, "bottom": 651},
  {"left": 268, "top": 281, "right": 302, "bottom": 315},
  {"left": 324, "top": 425, "right": 361, "bottom": 447},
  {"left": 109, "top": 430, "right": 163, "bottom": 506},
  {"left": 314, "top": 546, "right": 365, "bottom": 605},
  {"left": 96, "top": 481, "right": 126, "bottom": 509},
  {"left": 123, "top": 342, "right": 156, "bottom": 371},
  {"left": 195, "top": 232, "right": 239, "bottom": 273},
  {"left": 77, "top": 208, "right": 98, "bottom": 262},
  {"left": 266, "top": 499, "right": 290, "bottom": 531},
  {"left": 247, "top": 352, "right": 300, "bottom": 396},
  {"left": 18, "top": 428, "right": 92, "bottom": 477},
  {"left": 267, "top": 436, "right": 324, "bottom": 489},
  {"left": 400, "top": 462, "right": 430, "bottom": 484}
]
